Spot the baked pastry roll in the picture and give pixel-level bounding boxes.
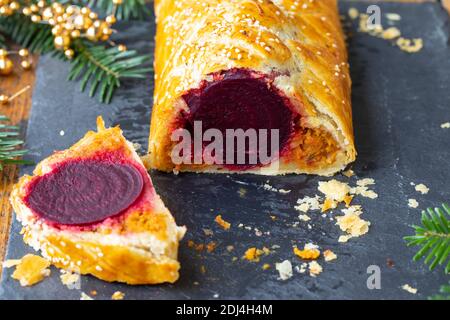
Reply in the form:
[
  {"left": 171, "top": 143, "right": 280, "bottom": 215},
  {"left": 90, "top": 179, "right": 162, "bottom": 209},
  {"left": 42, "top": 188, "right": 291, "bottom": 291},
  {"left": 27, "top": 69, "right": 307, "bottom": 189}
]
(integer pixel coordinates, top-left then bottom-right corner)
[
  {"left": 149, "top": 0, "right": 355, "bottom": 176},
  {"left": 10, "top": 117, "right": 186, "bottom": 285}
]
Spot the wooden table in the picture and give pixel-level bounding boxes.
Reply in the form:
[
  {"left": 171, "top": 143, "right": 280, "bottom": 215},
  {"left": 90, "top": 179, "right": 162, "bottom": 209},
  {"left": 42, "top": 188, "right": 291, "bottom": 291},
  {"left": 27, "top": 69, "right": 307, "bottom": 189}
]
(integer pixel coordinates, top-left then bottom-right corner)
[{"left": 0, "top": 0, "right": 449, "bottom": 276}]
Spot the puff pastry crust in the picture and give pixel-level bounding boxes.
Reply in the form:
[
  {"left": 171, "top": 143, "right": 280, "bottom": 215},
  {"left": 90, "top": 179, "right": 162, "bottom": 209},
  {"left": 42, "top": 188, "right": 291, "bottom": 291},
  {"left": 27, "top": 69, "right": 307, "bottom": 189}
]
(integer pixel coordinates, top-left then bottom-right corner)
[
  {"left": 10, "top": 118, "right": 186, "bottom": 285},
  {"left": 149, "top": 0, "right": 356, "bottom": 176}
]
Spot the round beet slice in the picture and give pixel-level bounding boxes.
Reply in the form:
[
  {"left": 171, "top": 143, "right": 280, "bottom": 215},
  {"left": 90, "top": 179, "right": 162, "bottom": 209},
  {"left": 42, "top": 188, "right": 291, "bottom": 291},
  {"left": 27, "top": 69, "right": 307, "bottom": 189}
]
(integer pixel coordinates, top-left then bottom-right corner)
[
  {"left": 25, "top": 160, "right": 144, "bottom": 226},
  {"left": 182, "top": 68, "right": 296, "bottom": 169}
]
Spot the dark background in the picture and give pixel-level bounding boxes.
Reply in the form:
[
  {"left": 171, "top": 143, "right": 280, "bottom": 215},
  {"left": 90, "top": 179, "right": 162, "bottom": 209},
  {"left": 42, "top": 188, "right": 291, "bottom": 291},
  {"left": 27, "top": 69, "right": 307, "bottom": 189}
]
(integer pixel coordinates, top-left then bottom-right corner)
[{"left": 1, "top": 1, "right": 449, "bottom": 299}]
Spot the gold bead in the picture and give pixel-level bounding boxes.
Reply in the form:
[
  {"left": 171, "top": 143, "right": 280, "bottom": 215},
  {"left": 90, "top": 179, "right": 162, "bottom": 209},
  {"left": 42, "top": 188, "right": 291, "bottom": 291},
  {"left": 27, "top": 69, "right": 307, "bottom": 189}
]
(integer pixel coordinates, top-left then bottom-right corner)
[
  {"left": 56, "top": 15, "right": 64, "bottom": 23},
  {"left": 0, "top": 57, "right": 14, "bottom": 76},
  {"left": 51, "top": 25, "right": 63, "bottom": 36},
  {"left": 29, "top": 4, "right": 38, "bottom": 12},
  {"left": 21, "top": 60, "right": 32, "bottom": 70},
  {"left": 42, "top": 7, "right": 53, "bottom": 20},
  {"left": 100, "top": 26, "right": 112, "bottom": 41},
  {"left": 64, "top": 49, "right": 74, "bottom": 59},
  {"left": 113, "top": 0, "right": 123, "bottom": 5},
  {"left": 105, "top": 15, "right": 116, "bottom": 25},
  {"left": 80, "top": 7, "right": 90, "bottom": 15},
  {"left": 118, "top": 44, "right": 127, "bottom": 52},
  {"left": 73, "top": 14, "right": 92, "bottom": 30},
  {"left": 31, "top": 14, "right": 41, "bottom": 22},
  {"left": 0, "top": 6, "right": 13, "bottom": 16},
  {"left": 48, "top": 18, "right": 56, "bottom": 25},
  {"left": 64, "top": 22, "right": 74, "bottom": 31},
  {"left": 85, "top": 26, "right": 98, "bottom": 42},
  {"left": 66, "top": 5, "right": 78, "bottom": 15},
  {"left": 18, "top": 49, "right": 29, "bottom": 57},
  {"left": 54, "top": 35, "right": 70, "bottom": 50},
  {"left": 70, "top": 30, "right": 80, "bottom": 39},
  {"left": 88, "top": 12, "right": 97, "bottom": 20},
  {"left": 22, "top": 7, "right": 31, "bottom": 15},
  {"left": 37, "top": 0, "right": 45, "bottom": 8},
  {"left": 0, "top": 48, "right": 8, "bottom": 57},
  {"left": 9, "top": 2, "right": 20, "bottom": 11},
  {"left": 0, "top": 94, "right": 9, "bottom": 105}
]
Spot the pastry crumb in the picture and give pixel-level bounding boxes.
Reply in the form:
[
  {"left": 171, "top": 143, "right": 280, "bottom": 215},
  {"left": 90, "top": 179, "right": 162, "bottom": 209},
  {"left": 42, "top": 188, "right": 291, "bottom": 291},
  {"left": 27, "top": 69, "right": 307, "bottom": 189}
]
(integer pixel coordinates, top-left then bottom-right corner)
[
  {"left": 275, "top": 260, "right": 293, "bottom": 280},
  {"left": 2, "top": 259, "right": 22, "bottom": 268},
  {"left": 338, "top": 235, "right": 352, "bottom": 243},
  {"left": 263, "top": 183, "right": 291, "bottom": 194},
  {"left": 342, "top": 169, "right": 355, "bottom": 177},
  {"left": 323, "top": 250, "right": 337, "bottom": 262},
  {"left": 441, "top": 122, "right": 450, "bottom": 129},
  {"left": 295, "top": 195, "right": 322, "bottom": 213},
  {"left": 111, "top": 291, "right": 125, "bottom": 300},
  {"left": 348, "top": 8, "right": 359, "bottom": 20},
  {"left": 396, "top": 37, "right": 423, "bottom": 53},
  {"left": 318, "top": 179, "right": 351, "bottom": 202},
  {"left": 401, "top": 284, "right": 418, "bottom": 294},
  {"left": 80, "top": 292, "right": 94, "bottom": 300},
  {"left": 308, "top": 261, "right": 323, "bottom": 277},
  {"left": 243, "top": 247, "right": 264, "bottom": 262},
  {"left": 386, "top": 13, "right": 401, "bottom": 21},
  {"left": 215, "top": 215, "right": 231, "bottom": 230},
  {"left": 415, "top": 183, "right": 429, "bottom": 195},
  {"left": 10, "top": 254, "right": 51, "bottom": 287},
  {"left": 382, "top": 27, "right": 401, "bottom": 40},
  {"left": 336, "top": 205, "right": 370, "bottom": 238},
  {"left": 408, "top": 199, "right": 419, "bottom": 209},
  {"left": 293, "top": 244, "right": 320, "bottom": 260},
  {"left": 298, "top": 214, "right": 311, "bottom": 222},
  {"left": 60, "top": 270, "right": 80, "bottom": 288},
  {"left": 262, "top": 263, "right": 271, "bottom": 270},
  {"left": 206, "top": 241, "right": 217, "bottom": 253}
]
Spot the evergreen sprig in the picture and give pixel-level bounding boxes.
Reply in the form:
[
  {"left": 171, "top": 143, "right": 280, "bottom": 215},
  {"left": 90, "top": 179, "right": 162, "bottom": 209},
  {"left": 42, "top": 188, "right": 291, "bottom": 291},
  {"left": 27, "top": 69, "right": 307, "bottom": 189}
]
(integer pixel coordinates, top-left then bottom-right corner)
[
  {"left": 429, "top": 282, "right": 450, "bottom": 300},
  {"left": 404, "top": 203, "right": 450, "bottom": 274},
  {"left": 0, "top": 115, "right": 30, "bottom": 170},
  {"left": 0, "top": 33, "right": 5, "bottom": 48},
  {"left": 0, "top": 12, "right": 152, "bottom": 103}
]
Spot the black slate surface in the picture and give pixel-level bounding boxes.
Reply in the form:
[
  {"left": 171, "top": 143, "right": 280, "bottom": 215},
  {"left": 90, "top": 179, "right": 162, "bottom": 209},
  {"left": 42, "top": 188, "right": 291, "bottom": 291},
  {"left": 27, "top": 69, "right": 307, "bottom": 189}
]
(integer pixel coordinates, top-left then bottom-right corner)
[{"left": 1, "top": 1, "right": 450, "bottom": 300}]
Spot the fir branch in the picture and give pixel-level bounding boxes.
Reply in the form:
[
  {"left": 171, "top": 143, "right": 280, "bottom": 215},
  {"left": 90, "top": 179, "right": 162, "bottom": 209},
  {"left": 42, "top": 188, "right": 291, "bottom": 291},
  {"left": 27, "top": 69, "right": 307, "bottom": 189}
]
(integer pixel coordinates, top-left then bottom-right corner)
[
  {"left": 0, "top": 115, "right": 30, "bottom": 170},
  {"left": 429, "top": 282, "right": 450, "bottom": 300},
  {"left": 68, "top": 42, "right": 152, "bottom": 103},
  {"left": 0, "top": 13, "right": 152, "bottom": 103},
  {"left": 0, "top": 32, "right": 6, "bottom": 48},
  {"left": 0, "top": 14, "right": 54, "bottom": 54},
  {"left": 404, "top": 203, "right": 450, "bottom": 274}
]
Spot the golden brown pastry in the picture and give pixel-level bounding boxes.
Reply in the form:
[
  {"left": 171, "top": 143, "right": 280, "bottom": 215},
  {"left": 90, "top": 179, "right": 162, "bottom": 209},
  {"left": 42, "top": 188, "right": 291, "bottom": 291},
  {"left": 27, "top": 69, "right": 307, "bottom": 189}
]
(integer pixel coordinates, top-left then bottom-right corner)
[
  {"left": 10, "top": 117, "right": 186, "bottom": 285},
  {"left": 149, "top": 0, "right": 355, "bottom": 176}
]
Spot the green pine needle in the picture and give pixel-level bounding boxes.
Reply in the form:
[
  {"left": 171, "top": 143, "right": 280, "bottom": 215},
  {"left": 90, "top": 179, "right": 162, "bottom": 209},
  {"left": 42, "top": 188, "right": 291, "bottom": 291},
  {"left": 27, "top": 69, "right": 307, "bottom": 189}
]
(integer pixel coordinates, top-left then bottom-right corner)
[
  {"left": 404, "top": 203, "right": 450, "bottom": 274},
  {"left": 0, "top": 33, "right": 6, "bottom": 48},
  {"left": 0, "top": 115, "right": 30, "bottom": 170},
  {"left": 0, "top": 13, "right": 152, "bottom": 103},
  {"left": 429, "top": 282, "right": 450, "bottom": 300},
  {"left": 68, "top": 42, "right": 152, "bottom": 103}
]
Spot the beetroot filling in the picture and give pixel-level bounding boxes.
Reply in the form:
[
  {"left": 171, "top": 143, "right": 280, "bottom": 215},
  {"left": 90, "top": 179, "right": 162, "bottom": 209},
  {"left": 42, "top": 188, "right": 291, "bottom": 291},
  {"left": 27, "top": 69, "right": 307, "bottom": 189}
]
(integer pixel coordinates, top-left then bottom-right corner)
[
  {"left": 25, "top": 160, "right": 144, "bottom": 226},
  {"left": 182, "top": 69, "right": 295, "bottom": 169}
]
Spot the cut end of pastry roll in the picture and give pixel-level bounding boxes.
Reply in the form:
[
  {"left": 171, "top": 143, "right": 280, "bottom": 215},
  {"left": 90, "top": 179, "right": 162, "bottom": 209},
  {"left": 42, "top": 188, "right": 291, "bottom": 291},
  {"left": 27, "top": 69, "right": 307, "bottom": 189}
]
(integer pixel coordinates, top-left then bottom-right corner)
[
  {"left": 149, "top": 0, "right": 356, "bottom": 176},
  {"left": 10, "top": 117, "right": 186, "bottom": 285}
]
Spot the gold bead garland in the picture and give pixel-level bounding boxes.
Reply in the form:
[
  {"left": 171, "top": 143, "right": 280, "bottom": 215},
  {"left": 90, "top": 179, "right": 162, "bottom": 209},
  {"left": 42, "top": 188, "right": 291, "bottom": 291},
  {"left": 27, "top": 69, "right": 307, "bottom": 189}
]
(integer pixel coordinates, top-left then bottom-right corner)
[
  {"left": 0, "top": 48, "right": 33, "bottom": 75},
  {"left": 0, "top": 0, "right": 127, "bottom": 60}
]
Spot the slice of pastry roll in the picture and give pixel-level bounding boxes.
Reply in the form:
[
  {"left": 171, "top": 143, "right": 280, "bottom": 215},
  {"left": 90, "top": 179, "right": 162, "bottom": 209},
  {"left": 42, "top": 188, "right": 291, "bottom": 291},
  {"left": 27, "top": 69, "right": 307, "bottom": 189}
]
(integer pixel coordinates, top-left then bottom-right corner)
[
  {"left": 10, "top": 117, "right": 186, "bottom": 285},
  {"left": 149, "top": 0, "right": 356, "bottom": 176}
]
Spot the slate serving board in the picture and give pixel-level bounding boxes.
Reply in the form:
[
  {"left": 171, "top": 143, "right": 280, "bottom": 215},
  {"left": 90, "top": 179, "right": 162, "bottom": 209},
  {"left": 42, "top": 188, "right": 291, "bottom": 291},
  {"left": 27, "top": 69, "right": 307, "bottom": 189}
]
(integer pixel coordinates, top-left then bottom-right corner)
[{"left": 1, "top": 1, "right": 450, "bottom": 300}]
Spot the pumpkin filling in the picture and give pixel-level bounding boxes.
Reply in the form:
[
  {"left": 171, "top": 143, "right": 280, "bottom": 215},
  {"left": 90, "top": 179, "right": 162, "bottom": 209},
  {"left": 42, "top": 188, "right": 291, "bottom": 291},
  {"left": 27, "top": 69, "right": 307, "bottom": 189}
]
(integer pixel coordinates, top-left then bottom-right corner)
[{"left": 24, "top": 159, "right": 144, "bottom": 226}]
